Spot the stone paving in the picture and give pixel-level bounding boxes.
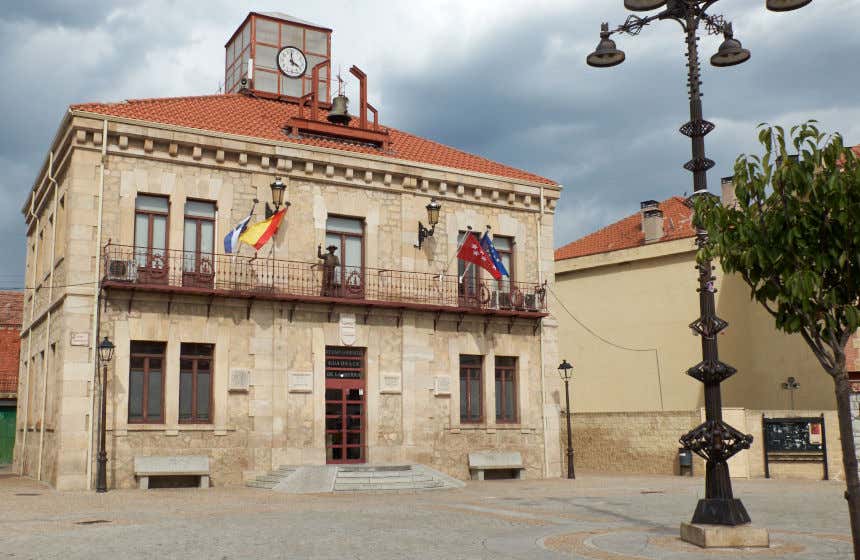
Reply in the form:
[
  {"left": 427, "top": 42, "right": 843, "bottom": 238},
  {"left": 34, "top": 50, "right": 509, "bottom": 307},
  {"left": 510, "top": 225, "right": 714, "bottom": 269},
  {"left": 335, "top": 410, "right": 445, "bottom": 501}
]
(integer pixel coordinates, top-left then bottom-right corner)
[{"left": 0, "top": 469, "right": 852, "bottom": 559}]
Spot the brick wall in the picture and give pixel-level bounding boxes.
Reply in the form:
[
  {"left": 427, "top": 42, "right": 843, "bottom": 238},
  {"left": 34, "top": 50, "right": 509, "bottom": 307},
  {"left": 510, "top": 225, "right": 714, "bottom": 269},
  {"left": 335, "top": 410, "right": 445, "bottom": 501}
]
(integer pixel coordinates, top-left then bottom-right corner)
[
  {"left": 0, "top": 328, "right": 21, "bottom": 394},
  {"left": 0, "top": 291, "right": 24, "bottom": 395}
]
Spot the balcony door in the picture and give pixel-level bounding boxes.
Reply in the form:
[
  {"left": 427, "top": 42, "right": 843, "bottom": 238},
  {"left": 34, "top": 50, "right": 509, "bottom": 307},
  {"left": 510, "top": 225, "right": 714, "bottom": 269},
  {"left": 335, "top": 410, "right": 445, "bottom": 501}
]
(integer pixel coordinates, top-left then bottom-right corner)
[
  {"left": 457, "top": 231, "right": 483, "bottom": 307},
  {"left": 134, "top": 195, "right": 169, "bottom": 284},
  {"left": 325, "top": 216, "right": 364, "bottom": 298},
  {"left": 183, "top": 200, "right": 216, "bottom": 289}
]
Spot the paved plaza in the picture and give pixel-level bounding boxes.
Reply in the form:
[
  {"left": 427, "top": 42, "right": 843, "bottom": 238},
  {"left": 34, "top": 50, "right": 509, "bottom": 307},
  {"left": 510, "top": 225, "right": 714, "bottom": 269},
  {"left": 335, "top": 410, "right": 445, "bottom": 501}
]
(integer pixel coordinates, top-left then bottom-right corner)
[{"left": 0, "top": 468, "right": 851, "bottom": 559}]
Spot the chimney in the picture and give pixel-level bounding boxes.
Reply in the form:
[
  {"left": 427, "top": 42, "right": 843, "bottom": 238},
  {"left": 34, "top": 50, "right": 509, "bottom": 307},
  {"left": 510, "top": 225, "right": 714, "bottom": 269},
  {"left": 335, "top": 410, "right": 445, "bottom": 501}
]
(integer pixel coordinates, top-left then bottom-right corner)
[
  {"left": 721, "top": 176, "right": 737, "bottom": 208},
  {"left": 640, "top": 200, "right": 664, "bottom": 244}
]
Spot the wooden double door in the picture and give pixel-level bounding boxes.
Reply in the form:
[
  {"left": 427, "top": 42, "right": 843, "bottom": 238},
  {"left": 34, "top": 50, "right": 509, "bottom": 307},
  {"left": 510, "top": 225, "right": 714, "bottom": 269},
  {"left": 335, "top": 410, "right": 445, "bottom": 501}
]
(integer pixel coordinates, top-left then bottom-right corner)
[{"left": 324, "top": 347, "right": 365, "bottom": 464}]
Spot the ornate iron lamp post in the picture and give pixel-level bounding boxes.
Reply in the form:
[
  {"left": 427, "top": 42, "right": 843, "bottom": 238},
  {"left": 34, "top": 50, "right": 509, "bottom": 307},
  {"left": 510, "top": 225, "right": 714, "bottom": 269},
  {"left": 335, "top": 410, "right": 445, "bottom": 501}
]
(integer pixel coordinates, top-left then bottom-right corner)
[
  {"left": 587, "top": 0, "right": 812, "bottom": 526},
  {"left": 96, "top": 336, "right": 114, "bottom": 493},
  {"left": 558, "top": 359, "right": 575, "bottom": 480}
]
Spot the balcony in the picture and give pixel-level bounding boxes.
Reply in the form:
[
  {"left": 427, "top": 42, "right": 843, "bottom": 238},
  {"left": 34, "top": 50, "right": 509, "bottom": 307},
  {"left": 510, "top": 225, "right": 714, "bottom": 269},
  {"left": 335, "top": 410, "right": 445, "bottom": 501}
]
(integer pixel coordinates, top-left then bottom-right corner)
[{"left": 101, "top": 244, "right": 548, "bottom": 320}]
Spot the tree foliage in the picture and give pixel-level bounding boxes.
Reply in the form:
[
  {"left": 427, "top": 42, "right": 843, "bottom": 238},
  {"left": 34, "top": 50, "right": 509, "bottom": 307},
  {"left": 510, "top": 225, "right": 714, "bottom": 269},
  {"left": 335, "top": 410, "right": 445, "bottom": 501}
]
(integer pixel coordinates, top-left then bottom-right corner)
[{"left": 694, "top": 122, "right": 860, "bottom": 375}]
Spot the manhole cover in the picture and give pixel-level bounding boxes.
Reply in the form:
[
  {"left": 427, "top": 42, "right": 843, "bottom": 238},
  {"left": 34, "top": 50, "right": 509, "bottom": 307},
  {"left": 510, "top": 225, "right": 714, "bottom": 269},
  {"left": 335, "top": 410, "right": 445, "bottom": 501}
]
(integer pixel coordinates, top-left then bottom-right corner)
[{"left": 75, "top": 519, "right": 112, "bottom": 525}]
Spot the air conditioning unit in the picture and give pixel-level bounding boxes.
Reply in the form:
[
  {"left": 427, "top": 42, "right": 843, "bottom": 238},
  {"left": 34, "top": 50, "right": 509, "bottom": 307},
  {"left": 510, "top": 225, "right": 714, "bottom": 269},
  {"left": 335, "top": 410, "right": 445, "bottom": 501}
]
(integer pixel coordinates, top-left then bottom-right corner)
[
  {"left": 524, "top": 293, "right": 537, "bottom": 311},
  {"left": 107, "top": 259, "right": 137, "bottom": 282},
  {"left": 498, "top": 291, "right": 512, "bottom": 309},
  {"left": 488, "top": 291, "right": 498, "bottom": 309}
]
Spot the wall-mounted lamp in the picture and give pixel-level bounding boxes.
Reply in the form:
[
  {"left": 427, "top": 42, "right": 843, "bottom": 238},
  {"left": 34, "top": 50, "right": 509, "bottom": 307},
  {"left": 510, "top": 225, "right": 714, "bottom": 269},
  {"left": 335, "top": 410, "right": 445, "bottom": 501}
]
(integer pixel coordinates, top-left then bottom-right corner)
[
  {"left": 415, "top": 198, "right": 442, "bottom": 249},
  {"left": 781, "top": 376, "right": 800, "bottom": 411},
  {"left": 266, "top": 177, "right": 291, "bottom": 218}
]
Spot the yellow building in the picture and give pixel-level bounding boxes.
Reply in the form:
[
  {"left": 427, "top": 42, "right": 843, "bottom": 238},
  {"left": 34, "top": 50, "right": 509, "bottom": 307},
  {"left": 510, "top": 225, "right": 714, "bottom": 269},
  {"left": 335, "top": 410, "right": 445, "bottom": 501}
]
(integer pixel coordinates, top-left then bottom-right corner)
[
  {"left": 14, "top": 12, "right": 564, "bottom": 490},
  {"left": 553, "top": 185, "right": 841, "bottom": 479}
]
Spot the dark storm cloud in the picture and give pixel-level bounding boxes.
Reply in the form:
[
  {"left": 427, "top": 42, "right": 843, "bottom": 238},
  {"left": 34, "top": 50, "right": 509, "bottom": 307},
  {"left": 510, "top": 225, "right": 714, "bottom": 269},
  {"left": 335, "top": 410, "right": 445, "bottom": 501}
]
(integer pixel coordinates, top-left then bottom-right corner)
[
  {"left": 376, "top": 1, "right": 860, "bottom": 248},
  {"left": 0, "top": 0, "right": 857, "bottom": 288},
  {"left": 3, "top": 0, "right": 119, "bottom": 28}
]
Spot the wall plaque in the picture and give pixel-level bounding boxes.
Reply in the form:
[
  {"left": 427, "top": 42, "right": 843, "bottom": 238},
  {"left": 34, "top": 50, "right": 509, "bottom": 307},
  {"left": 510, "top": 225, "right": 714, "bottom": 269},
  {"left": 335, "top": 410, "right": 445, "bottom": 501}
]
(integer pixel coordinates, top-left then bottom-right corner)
[
  {"left": 380, "top": 372, "right": 401, "bottom": 394},
  {"left": 434, "top": 375, "right": 451, "bottom": 396},
  {"left": 228, "top": 368, "right": 250, "bottom": 392},
  {"left": 70, "top": 332, "right": 90, "bottom": 347},
  {"left": 289, "top": 372, "right": 313, "bottom": 393}
]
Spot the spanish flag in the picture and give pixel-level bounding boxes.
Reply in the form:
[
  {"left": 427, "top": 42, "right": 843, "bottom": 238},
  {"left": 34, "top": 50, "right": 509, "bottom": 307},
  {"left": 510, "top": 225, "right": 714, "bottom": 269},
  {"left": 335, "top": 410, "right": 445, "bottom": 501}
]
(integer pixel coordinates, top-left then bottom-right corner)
[{"left": 239, "top": 208, "right": 286, "bottom": 251}]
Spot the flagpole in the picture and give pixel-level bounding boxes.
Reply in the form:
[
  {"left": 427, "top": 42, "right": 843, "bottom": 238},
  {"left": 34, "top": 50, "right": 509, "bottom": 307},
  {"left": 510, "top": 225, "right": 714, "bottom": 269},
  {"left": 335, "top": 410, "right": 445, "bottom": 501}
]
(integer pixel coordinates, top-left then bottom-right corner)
[{"left": 457, "top": 226, "right": 474, "bottom": 283}]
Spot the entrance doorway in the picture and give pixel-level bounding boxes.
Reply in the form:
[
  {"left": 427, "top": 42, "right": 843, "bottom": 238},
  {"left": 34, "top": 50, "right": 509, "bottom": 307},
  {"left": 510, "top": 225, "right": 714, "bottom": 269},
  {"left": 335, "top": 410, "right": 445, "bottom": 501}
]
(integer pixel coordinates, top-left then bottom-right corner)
[
  {"left": 0, "top": 404, "right": 15, "bottom": 465},
  {"left": 325, "top": 347, "right": 365, "bottom": 464}
]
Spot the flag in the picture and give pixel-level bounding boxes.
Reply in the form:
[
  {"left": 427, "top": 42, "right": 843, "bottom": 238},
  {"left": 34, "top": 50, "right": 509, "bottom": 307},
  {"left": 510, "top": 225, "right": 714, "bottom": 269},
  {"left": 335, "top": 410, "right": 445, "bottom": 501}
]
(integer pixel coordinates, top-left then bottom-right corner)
[
  {"left": 239, "top": 208, "right": 287, "bottom": 251},
  {"left": 480, "top": 232, "right": 509, "bottom": 278},
  {"left": 224, "top": 214, "right": 253, "bottom": 254},
  {"left": 456, "top": 231, "right": 501, "bottom": 280}
]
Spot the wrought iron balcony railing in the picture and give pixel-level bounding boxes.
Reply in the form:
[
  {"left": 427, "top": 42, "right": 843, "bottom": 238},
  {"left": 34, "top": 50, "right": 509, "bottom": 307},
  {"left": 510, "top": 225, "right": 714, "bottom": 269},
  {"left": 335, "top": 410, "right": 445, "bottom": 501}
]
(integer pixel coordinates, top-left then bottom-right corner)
[{"left": 101, "top": 244, "right": 548, "bottom": 316}]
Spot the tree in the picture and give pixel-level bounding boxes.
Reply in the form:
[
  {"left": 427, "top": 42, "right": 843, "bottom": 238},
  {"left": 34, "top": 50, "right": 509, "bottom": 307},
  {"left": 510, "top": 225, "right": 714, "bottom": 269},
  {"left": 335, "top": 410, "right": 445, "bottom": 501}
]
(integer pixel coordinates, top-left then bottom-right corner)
[{"left": 694, "top": 121, "right": 860, "bottom": 557}]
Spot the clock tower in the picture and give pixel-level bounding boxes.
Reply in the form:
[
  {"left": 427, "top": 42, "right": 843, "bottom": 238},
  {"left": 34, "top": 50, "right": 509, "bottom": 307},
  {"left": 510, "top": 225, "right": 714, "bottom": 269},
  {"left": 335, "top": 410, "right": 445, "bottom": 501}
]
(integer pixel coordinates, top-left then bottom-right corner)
[{"left": 225, "top": 12, "right": 332, "bottom": 102}]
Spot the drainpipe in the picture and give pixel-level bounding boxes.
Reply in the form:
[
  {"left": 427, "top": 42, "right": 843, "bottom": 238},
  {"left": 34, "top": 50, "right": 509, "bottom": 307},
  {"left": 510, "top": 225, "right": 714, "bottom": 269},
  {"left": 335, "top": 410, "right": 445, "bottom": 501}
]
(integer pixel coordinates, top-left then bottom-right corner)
[
  {"left": 537, "top": 185, "right": 549, "bottom": 478},
  {"left": 36, "top": 151, "right": 60, "bottom": 481},
  {"left": 18, "top": 176, "right": 42, "bottom": 475},
  {"left": 85, "top": 119, "right": 108, "bottom": 490}
]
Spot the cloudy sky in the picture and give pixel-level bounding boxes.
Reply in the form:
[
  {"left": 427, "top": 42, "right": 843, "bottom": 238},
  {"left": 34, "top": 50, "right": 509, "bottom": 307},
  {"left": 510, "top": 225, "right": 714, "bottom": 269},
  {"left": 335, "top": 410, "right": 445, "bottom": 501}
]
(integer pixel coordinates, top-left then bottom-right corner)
[{"left": 1, "top": 0, "right": 858, "bottom": 288}]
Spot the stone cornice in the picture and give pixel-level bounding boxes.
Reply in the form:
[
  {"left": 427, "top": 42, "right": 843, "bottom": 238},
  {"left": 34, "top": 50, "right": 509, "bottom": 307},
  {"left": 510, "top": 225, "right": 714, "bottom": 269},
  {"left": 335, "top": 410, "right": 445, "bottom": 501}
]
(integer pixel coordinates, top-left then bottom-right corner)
[{"left": 63, "top": 111, "right": 560, "bottom": 208}]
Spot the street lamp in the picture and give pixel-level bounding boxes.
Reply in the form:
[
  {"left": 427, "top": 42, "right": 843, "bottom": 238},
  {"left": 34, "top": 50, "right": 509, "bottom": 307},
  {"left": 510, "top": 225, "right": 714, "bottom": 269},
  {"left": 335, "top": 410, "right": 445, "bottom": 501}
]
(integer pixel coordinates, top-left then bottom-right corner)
[
  {"left": 265, "top": 177, "right": 291, "bottom": 218},
  {"left": 587, "top": 0, "right": 811, "bottom": 527},
  {"left": 558, "top": 359, "right": 575, "bottom": 480},
  {"left": 781, "top": 376, "right": 800, "bottom": 412},
  {"left": 96, "top": 336, "right": 114, "bottom": 493},
  {"left": 415, "top": 198, "right": 442, "bottom": 249}
]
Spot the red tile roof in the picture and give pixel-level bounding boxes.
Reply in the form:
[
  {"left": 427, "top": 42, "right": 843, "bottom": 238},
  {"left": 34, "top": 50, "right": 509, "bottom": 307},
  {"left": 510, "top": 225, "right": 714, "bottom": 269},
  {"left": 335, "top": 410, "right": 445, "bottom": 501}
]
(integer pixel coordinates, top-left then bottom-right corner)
[
  {"left": 555, "top": 197, "right": 695, "bottom": 261},
  {"left": 0, "top": 291, "right": 24, "bottom": 327},
  {"left": 71, "top": 94, "right": 556, "bottom": 186}
]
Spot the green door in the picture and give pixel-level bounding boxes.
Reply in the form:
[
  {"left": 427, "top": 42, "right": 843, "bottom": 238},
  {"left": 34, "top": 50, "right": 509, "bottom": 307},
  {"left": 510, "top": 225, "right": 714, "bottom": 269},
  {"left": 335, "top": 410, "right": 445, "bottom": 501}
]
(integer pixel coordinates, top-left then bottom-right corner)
[{"left": 0, "top": 407, "right": 16, "bottom": 465}]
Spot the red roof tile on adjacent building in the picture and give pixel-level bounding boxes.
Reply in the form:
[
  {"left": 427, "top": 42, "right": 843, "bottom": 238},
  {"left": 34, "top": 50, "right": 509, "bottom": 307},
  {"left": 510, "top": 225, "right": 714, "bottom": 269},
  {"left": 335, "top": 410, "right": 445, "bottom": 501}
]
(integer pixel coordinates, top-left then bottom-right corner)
[
  {"left": 555, "top": 197, "right": 695, "bottom": 261},
  {"left": 71, "top": 94, "right": 556, "bottom": 186}
]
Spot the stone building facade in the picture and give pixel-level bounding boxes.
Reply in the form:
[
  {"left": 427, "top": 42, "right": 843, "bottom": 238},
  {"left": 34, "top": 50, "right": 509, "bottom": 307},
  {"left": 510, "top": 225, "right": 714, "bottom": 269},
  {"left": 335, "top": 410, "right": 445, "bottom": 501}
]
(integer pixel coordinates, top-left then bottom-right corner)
[{"left": 13, "top": 14, "right": 563, "bottom": 490}]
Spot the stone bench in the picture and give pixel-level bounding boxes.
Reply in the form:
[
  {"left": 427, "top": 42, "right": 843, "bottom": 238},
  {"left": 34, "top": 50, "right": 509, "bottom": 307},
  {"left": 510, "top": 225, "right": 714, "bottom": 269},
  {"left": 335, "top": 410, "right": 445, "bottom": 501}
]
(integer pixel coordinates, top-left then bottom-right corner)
[
  {"left": 134, "top": 455, "right": 210, "bottom": 489},
  {"left": 468, "top": 451, "right": 524, "bottom": 480}
]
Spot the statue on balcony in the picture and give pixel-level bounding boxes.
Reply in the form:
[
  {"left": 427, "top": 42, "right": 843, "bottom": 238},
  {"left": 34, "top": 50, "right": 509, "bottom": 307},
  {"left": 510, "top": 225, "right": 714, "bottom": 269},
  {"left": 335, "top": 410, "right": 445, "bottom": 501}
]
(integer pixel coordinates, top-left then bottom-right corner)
[{"left": 318, "top": 244, "right": 340, "bottom": 297}]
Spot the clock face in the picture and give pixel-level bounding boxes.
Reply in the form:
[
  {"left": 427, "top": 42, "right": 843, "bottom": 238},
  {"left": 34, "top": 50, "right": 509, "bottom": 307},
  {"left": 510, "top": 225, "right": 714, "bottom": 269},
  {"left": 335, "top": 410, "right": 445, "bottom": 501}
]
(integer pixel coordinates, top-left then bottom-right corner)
[{"left": 277, "top": 46, "right": 307, "bottom": 78}]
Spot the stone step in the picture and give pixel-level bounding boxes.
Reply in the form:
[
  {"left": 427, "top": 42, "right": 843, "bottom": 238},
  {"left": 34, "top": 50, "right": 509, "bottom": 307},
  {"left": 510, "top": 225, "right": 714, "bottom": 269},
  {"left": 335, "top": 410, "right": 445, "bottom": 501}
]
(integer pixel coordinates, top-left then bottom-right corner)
[
  {"left": 335, "top": 471, "right": 427, "bottom": 479},
  {"left": 246, "top": 480, "right": 279, "bottom": 489},
  {"left": 337, "top": 465, "right": 412, "bottom": 473},
  {"left": 334, "top": 475, "right": 436, "bottom": 484},
  {"left": 255, "top": 475, "right": 288, "bottom": 483},
  {"left": 334, "top": 480, "right": 445, "bottom": 492}
]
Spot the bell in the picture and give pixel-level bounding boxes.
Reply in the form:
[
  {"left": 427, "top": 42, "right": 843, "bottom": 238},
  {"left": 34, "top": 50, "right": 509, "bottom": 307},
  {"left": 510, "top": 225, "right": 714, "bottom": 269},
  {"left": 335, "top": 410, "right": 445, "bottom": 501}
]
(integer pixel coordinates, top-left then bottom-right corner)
[{"left": 327, "top": 94, "right": 352, "bottom": 125}]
